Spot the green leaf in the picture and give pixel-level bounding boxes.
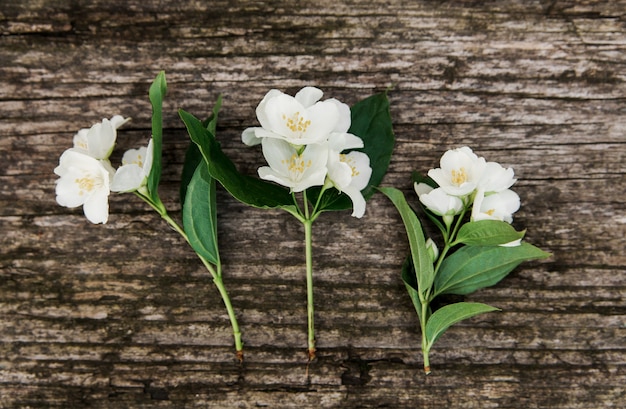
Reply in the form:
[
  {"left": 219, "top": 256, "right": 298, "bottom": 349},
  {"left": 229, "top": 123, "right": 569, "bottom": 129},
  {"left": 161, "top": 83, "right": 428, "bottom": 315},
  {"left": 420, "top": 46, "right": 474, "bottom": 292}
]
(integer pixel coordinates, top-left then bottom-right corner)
[
  {"left": 455, "top": 220, "right": 525, "bottom": 246},
  {"left": 147, "top": 71, "right": 167, "bottom": 203},
  {"left": 183, "top": 161, "right": 219, "bottom": 265},
  {"left": 313, "top": 92, "right": 395, "bottom": 213},
  {"left": 178, "top": 109, "right": 296, "bottom": 211},
  {"left": 402, "top": 257, "right": 431, "bottom": 325},
  {"left": 379, "top": 187, "right": 434, "bottom": 297},
  {"left": 434, "top": 242, "right": 551, "bottom": 296},
  {"left": 180, "top": 143, "right": 203, "bottom": 206},
  {"left": 180, "top": 96, "right": 223, "bottom": 206},
  {"left": 425, "top": 302, "right": 499, "bottom": 347}
]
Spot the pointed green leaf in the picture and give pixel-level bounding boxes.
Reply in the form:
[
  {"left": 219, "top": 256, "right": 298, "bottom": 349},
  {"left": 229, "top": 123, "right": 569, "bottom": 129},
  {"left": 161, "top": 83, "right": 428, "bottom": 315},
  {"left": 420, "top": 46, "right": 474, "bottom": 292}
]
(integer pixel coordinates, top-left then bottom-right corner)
[
  {"left": 147, "top": 71, "right": 167, "bottom": 203},
  {"left": 182, "top": 162, "right": 219, "bottom": 265},
  {"left": 379, "top": 187, "right": 434, "bottom": 297},
  {"left": 455, "top": 220, "right": 525, "bottom": 246},
  {"left": 425, "top": 302, "right": 499, "bottom": 347},
  {"left": 180, "top": 96, "right": 223, "bottom": 206},
  {"left": 434, "top": 242, "right": 551, "bottom": 296},
  {"left": 178, "top": 109, "right": 296, "bottom": 211}
]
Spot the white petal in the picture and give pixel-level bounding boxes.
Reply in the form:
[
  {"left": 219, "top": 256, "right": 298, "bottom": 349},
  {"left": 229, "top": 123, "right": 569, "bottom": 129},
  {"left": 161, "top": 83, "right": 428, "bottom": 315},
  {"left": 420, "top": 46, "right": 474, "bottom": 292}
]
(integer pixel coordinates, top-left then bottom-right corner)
[
  {"left": 83, "top": 188, "right": 110, "bottom": 224},
  {"left": 143, "top": 139, "right": 154, "bottom": 175},
  {"left": 479, "top": 162, "right": 516, "bottom": 193},
  {"left": 327, "top": 154, "right": 353, "bottom": 189},
  {"left": 328, "top": 132, "right": 363, "bottom": 151},
  {"left": 255, "top": 89, "right": 284, "bottom": 130},
  {"left": 303, "top": 100, "right": 340, "bottom": 144},
  {"left": 294, "top": 86, "right": 323, "bottom": 108},
  {"left": 343, "top": 186, "right": 367, "bottom": 218},
  {"left": 242, "top": 127, "right": 263, "bottom": 146},
  {"left": 414, "top": 182, "right": 434, "bottom": 197},
  {"left": 500, "top": 239, "right": 522, "bottom": 247},
  {"left": 261, "top": 138, "right": 296, "bottom": 172},
  {"left": 325, "top": 98, "right": 352, "bottom": 133},
  {"left": 85, "top": 119, "right": 117, "bottom": 160},
  {"left": 110, "top": 164, "right": 144, "bottom": 192},
  {"left": 109, "top": 115, "right": 130, "bottom": 129},
  {"left": 262, "top": 93, "right": 307, "bottom": 138}
]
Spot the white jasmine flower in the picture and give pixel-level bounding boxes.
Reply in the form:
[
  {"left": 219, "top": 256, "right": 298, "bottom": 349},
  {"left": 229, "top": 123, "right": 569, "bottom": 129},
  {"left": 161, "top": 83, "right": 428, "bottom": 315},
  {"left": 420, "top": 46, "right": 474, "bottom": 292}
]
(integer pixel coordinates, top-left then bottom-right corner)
[
  {"left": 110, "top": 139, "right": 154, "bottom": 195},
  {"left": 242, "top": 87, "right": 341, "bottom": 146},
  {"left": 258, "top": 138, "right": 328, "bottom": 192},
  {"left": 72, "top": 115, "right": 130, "bottom": 160},
  {"left": 471, "top": 189, "right": 520, "bottom": 224},
  {"left": 428, "top": 146, "right": 486, "bottom": 198},
  {"left": 54, "top": 149, "right": 115, "bottom": 224},
  {"left": 327, "top": 150, "right": 372, "bottom": 218},
  {"left": 325, "top": 132, "right": 371, "bottom": 218}
]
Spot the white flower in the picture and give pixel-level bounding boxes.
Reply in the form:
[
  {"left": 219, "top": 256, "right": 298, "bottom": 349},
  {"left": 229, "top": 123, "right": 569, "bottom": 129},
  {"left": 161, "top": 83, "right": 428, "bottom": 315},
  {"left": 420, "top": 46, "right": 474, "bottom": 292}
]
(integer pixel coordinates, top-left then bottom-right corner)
[
  {"left": 110, "top": 139, "right": 154, "bottom": 194},
  {"left": 428, "top": 146, "right": 486, "bottom": 198},
  {"left": 72, "top": 115, "right": 130, "bottom": 160},
  {"left": 242, "top": 87, "right": 342, "bottom": 146},
  {"left": 54, "top": 149, "right": 115, "bottom": 224},
  {"left": 257, "top": 138, "right": 328, "bottom": 192},
  {"left": 417, "top": 186, "right": 464, "bottom": 219},
  {"left": 327, "top": 150, "right": 372, "bottom": 218},
  {"left": 325, "top": 132, "right": 372, "bottom": 218},
  {"left": 471, "top": 189, "right": 520, "bottom": 224},
  {"left": 478, "top": 161, "right": 516, "bottom": 193}
]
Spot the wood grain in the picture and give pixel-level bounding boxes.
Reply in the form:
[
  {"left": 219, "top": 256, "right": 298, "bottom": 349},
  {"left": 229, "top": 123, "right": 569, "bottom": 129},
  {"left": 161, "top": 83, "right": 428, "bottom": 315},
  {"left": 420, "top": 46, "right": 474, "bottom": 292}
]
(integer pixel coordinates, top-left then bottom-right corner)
[{"left": 1, "top": 0, "right": 625, "bottom": 407}]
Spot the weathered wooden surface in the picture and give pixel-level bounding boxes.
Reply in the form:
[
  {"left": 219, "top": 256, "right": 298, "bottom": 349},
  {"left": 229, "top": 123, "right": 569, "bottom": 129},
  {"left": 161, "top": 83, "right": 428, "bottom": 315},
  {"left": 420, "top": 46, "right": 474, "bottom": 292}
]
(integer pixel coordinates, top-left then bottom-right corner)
[{"left": 1, "top": 0, "right": 625, "bottom": 407}]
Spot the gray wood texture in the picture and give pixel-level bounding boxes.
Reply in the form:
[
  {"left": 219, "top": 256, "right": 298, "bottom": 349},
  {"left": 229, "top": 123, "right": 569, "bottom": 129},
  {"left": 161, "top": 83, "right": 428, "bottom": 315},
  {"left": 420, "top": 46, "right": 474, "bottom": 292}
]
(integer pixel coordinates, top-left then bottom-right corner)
[{"left": 1, "top": 0, "right": 625, "bottom": 407}]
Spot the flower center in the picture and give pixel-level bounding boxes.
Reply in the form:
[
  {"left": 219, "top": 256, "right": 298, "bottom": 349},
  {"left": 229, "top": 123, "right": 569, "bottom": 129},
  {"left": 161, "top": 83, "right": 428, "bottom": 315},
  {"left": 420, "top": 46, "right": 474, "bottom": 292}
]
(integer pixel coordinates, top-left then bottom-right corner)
[
  {"left": 485, "top": 209, "right": 495, "bottom": 216},
  {"left": 282, "top": 112, "right": 311, "bottom": 137},
  {"left": 340, "top": 154, "right": 360, "bottom": 177},
  {"left": 450, "top": 167, "right": 468, "bottom": 186},
  {"left": 75, "top": 176, "right": 96, "bottom": 195},
  {"left": 283, "top": 153, "right": 312, "bottom": 177}
]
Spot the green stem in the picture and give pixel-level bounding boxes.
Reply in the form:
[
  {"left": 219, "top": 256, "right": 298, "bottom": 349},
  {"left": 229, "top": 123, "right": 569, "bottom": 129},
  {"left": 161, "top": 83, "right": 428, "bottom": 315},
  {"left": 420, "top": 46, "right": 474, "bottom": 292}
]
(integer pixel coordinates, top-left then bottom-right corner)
[
  {"left": 301, "top": 190, "right": 316, "bottom": 360},
  {"left": 137, "top": 193, "right": 244, "bottom": 359},
  {"left": 304, "top": 217, "right": 315, "bottom": 360},
  {"left": 421, "top": 301, "right": 431, "bottom": 374}
]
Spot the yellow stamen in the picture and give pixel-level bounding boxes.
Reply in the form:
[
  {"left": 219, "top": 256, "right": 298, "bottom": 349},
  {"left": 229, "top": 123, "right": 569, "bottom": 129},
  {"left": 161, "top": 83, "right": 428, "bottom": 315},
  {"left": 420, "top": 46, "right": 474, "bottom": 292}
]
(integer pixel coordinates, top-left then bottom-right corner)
[
  {"left": 282, "top": 112, "right": 311, "bottom": 137},
  {"left": 282, "top": 153, "right": 312, "bottom": 176},
  {"left": 451, "top": 167, "right": 468, "bottom": 186},
  {"left": 75, "top": 177, "right": 95, "bottom": 195},
  {"left": 340, "top": 154, "right": 360, "bottom": 177}
]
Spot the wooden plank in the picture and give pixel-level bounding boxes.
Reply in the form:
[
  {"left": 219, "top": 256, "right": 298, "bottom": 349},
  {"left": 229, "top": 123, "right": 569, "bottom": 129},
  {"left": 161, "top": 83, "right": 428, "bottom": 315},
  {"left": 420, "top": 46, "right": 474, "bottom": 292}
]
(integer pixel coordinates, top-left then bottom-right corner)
[{"left": 1, "top": 0, "right": 625, "bottom": 407}]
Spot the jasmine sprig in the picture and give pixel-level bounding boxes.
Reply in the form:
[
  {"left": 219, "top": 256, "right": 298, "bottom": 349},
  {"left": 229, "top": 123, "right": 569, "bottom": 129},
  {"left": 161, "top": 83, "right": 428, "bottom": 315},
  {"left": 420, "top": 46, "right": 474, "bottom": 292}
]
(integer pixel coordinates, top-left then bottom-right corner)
[
  {"left": 381, "top": 147, "right": 550, "bottom": 374},
  {"left": 54, "top": 72, "right": 244, "bottom": 360},
  {"left": 180, "top": 88, "right": 394, "bottom": 362}
]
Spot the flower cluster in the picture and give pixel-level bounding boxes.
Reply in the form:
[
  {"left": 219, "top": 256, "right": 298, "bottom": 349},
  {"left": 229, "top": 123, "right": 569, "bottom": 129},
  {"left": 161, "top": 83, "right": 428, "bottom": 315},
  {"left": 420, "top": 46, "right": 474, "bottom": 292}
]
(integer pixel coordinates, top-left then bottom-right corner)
[
  {"left": 242, "top": 86, "right": 372, "bottom": 218},
  {"left": 54, "top": 115, "right": 153, "bottom": 223},
  {"left": 414, "top": 146, "right": 520, "bottom": 227}
]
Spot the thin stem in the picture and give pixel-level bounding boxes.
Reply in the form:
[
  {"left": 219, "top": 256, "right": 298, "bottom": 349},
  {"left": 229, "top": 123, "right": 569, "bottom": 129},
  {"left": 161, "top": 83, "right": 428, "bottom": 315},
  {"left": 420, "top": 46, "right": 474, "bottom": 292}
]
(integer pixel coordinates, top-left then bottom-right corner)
[
  {"left": 304, "top": 218, "right": 315, "bottom": 360},
  {"left": 135, "top": 193, "right": 244, "bottom": 359},
  {"left": 301, "top": 190, "right": 316, "bottom": 361},
  {"left": 421, "top": 301, "right": 431, "bottom": 375}
]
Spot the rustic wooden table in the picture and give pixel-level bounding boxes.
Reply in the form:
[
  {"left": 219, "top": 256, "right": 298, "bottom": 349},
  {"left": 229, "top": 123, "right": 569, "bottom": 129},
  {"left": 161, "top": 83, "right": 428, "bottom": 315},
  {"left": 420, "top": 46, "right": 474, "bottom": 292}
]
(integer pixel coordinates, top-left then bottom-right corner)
[{"left": 1, "top": 1, "right": 625, "bottom": 408}]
